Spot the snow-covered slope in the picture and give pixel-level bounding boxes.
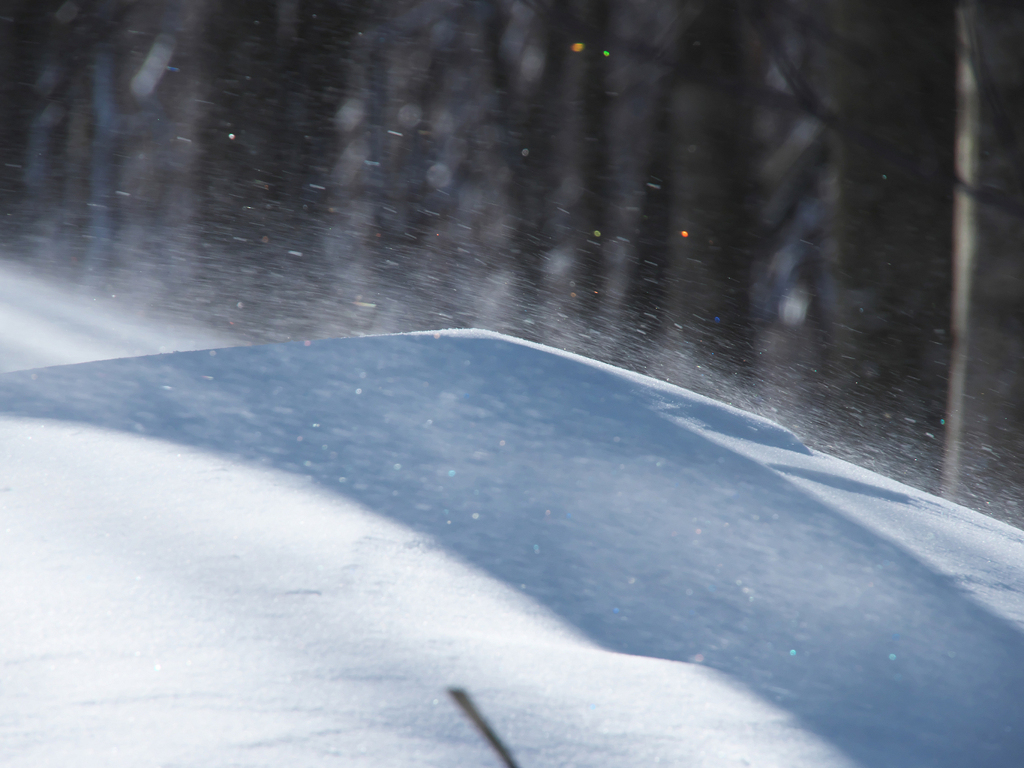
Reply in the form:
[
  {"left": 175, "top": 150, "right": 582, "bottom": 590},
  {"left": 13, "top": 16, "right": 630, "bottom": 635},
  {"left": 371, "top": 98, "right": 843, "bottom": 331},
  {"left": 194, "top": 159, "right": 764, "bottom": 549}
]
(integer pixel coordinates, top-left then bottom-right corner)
[{"left": 2, "top": 330, "right": 1023, "bottom": 767}]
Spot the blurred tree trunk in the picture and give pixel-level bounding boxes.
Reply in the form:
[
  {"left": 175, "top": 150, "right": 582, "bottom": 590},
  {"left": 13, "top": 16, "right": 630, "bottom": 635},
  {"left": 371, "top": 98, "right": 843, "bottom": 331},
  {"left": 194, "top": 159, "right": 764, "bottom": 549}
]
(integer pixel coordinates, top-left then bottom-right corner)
[
  {"left": 84, "top": 0, "right": 117, "bottom": 277},
  {"left": 0, "top": 9, "right": 20, "bottom": 186},
  {"left": 732, "top": 0, "right": 835, "bottom": 432},
  {"left": 945, "top": 0, "right": 1024, "bottom": 515},
  {"left": 942, "top": 0, "right": 979, "bottom": 500},
  {"left": 806, "top": 0, "right": 954, "bottom": 485},
  {"left": 600, "top": 0, "right": 688, "bottom": 343},
  {"left": 659, "top": 0, "right": 754, "bottom": 374}
]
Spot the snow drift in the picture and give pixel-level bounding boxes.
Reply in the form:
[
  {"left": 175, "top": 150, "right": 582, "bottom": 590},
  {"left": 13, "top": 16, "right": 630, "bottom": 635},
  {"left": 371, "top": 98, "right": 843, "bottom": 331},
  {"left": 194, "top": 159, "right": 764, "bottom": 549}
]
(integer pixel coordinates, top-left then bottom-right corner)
[{"left": 2, "top": 330, "right": 1023, "bottom": 767}]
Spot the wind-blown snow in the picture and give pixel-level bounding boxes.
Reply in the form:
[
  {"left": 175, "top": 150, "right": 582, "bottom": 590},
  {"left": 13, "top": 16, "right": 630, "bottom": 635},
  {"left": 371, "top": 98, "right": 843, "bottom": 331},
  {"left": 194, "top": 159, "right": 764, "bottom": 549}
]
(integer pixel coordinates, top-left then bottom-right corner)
[
  {"left": 2, "top": 330, "right": 1023, "bottom": 767},
  {"left": 0, "top": 262, "right": 232, "bottom": 373}
]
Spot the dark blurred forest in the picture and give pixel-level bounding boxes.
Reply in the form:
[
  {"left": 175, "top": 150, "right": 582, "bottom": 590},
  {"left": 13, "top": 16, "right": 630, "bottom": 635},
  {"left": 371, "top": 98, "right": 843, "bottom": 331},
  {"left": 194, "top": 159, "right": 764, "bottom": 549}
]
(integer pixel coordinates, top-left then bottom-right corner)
[{"left": 2, "top": 0, "right": 1024, "bottom": 520}]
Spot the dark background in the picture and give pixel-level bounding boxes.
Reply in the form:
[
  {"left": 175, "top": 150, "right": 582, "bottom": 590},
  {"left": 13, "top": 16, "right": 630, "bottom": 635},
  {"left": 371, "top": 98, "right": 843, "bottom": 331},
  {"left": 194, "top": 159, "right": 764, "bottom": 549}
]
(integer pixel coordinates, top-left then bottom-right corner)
[{"left": 1, "top": 0, "right": 1023, "bottom": 521}]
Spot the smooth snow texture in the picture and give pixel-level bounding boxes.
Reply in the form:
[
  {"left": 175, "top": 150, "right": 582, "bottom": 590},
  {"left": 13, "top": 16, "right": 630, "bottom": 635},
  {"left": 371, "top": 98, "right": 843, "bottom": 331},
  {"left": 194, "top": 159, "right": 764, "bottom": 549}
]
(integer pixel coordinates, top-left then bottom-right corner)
[
  {"left": 2, "top": 330, "right": 1024, "bottom": 767},
  {"left": 0, "top": 262, "right": 233, "bottom": 373}
]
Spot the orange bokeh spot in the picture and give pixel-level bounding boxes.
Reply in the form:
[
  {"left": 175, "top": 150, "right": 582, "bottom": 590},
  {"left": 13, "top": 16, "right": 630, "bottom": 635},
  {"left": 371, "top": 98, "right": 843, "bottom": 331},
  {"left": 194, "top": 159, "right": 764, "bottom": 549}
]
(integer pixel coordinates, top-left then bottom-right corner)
[
  {"left": 571, "top": 43, "right": 585, "bottom": 52},
  {"left": 681, "top": 231, "right": 689, "bottom": 237}
]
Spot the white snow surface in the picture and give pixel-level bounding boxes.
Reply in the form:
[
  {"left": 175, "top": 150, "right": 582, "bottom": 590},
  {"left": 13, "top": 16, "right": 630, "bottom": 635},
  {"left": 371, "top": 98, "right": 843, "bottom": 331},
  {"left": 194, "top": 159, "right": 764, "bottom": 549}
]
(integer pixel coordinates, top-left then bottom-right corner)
[
  {"left": 2, "top": 329, "right": 1024, "bottom": 767},
  {"left": 0, "top": 261, "right": 233, "bottom": 373}
]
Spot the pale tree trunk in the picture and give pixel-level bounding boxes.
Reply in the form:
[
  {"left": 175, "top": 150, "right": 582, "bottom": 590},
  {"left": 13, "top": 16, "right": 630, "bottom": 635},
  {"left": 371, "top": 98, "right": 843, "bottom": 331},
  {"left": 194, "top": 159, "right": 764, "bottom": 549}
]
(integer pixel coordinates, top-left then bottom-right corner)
[
  {"left": 942, "top": 0, "right": 980, "bottom": 499},
  {"left": 939, "top": 0, "right": 1024, "bottom": 514}
]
